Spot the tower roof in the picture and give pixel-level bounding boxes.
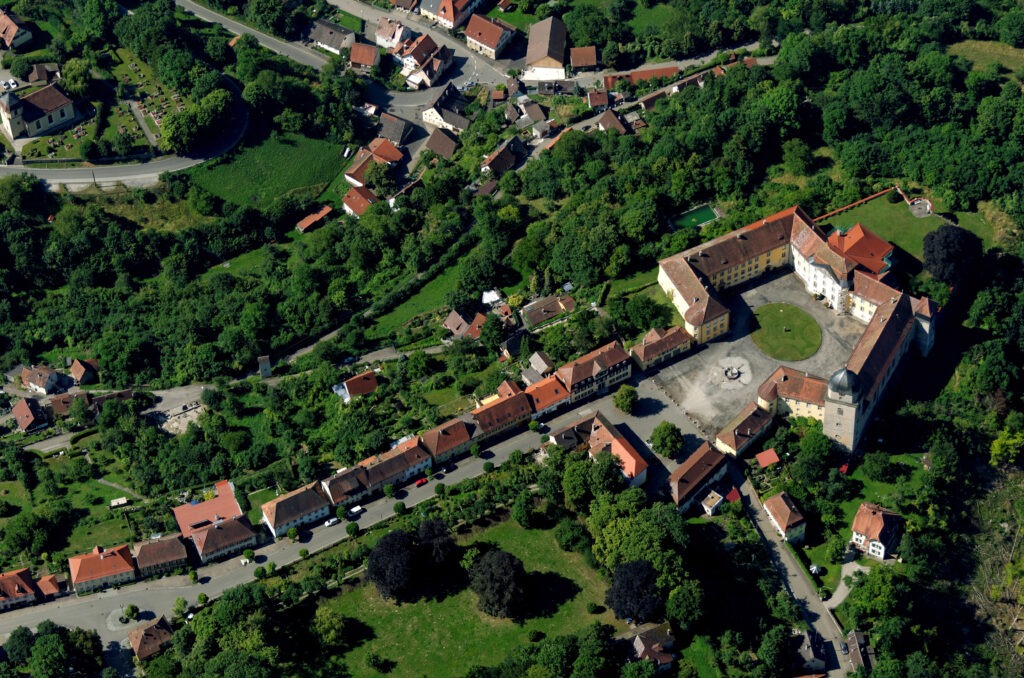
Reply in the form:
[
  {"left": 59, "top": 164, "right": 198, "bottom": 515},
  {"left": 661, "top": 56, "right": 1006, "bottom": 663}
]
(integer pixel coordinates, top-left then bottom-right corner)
[{"left": 828, "top": 368, "right": 860, "bottom": 398}]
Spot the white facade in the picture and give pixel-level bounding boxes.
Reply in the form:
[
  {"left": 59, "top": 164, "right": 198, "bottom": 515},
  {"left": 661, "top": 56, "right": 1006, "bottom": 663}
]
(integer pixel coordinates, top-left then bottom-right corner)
[{"left": 522, "top": 66, "right": 566, "bottom": 82}]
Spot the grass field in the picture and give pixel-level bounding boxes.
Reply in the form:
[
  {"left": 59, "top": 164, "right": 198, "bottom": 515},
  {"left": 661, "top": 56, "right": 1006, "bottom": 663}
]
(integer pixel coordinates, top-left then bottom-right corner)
[
  {"left": 330, "top": 9, "right": 364, "bottom": 33},
  {"left": 0, "top": 481, "right": 33, "bottom": 532},
  {"left": 607, "top": 266, "right": 659, "bottom": 297},
  {"left": 325, "top": 520, "right": 620, "bottom": 677},
  {"left": 104, "top": 197, "right": 216, "bottom": 232},
  {"left": 189, "top": 133, "right": 344, "bottom": 209},
  {"left": 633, "top": 284, "right": 685, "bottom": 328},
  {"left": 681, "top": 635, "right": 723, "bottom": 677},
  {"left": 801, "top": 452, "right": 926, "bottom": 592},
  {"left": 949, "top": 40, "right": 1024, "bottom": 74},
  {"left": 368, "top": 264, "right": 461, "bottom": 341},
  {"left": 819, "top": 196, "right": 995, "bottom": 261},
  {"left": 751, "top": 303, "right": 822, "bottom": 361},
  {"left": 247, "top": 488, "right": 279, "bottom": 525}
]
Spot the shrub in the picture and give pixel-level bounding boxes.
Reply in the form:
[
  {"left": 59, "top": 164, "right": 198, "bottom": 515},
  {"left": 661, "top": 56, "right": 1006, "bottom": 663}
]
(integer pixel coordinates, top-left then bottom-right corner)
[{"left": 393, "top": 501, "right": 406, "bottom": 515}]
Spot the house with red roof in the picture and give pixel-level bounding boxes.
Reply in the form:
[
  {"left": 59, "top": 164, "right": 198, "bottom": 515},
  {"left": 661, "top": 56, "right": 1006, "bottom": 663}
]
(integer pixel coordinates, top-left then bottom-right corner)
[
  {"left": 129, "top": 616, "right": 174, "bottom": 661},
  {"left": 321, "top": 466, "right": 371, "bottom": 506},
  {"left": 68, "top": 545, "right": 136, "bottom": 593},
  {"left": 465, "top": 14, "right": 514, "bottom": 59},
  {"left": 350, "top": 43, "right": 381, "bottom": 72},
  {"left": 549, "top": 411, "right": 648, "bottom": 486},
  {"left": 667, "top": 442, "right": 730, "bottom": 512},
  {"left": 134, "top": 535, "right": 188, "bottom": 578},
  {"left": 524, "top": 374, "right": 570, "bottom": 418},
  {"left": 35, "top": 573, "right": 67, "bottom": 599},
  {"left": 757, "top": 366, "right": 827, "bottom": 421},
  {"left": 21, "top": 364, "right": 62, "bottom": 394},
  {"left": 472, "top": 383, "right": 533, "bottom": 438},
  {"left": 0, "top": 568, "right": 37, "bottom": 611},
  {"left": 764, "top": 492, "right": 806, "bottom": 543},
  {"left": 630, "top": 326, "right": 691, "bottom": 370},
  {"left": 556, "top": 341, "right": 632, "bottom": 403},
  {"left": 851, "top": 503, "right": 902, "bottom": 559},
  {"left": 421, "top": 418, "right": 474, "bottom": 462},
  {"left": 0, "top": 10, "right": 32, "bottom": 50},
  {"left": 70, "top": 358, "right": 99, "bottom": 385},
  {"left": 358, "top": 436, "right": 433, "bottom": 490},
  {"left": 173, "top": 480, "right": 257, "bottom": 563},
  {"left": 343, "top": 186, "right": 379, "bottom": 218},
  {"left": 570, "top": 46, "right": 598, "bottom": 71},
  {"left": 12, "top": 397, "right": 47, "bottom": 432},
  {"left": 755, "top": 448, "right": 780, "bottom": 468},
  {"left": 715, "top": 401, "right": 773, "bottom": 456},
  {"left": 336, "top": 370, "right": 379, "bottom": 404}
]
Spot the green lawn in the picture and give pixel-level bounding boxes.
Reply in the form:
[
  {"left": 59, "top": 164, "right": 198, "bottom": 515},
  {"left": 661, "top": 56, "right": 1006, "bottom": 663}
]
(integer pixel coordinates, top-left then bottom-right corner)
[
  {"left": 949, "top": 40, "right": 1024, "bottom": 74},
  {"left": 819, "top": 196, "right": 994, "bottom": 262},
  {"left": 325, "top": 520, "right": 620, "bottom": 677},
  {"left": 330, "top": 9, "right": 364, "bottom": 33},
  {"left": 751, "top": 303, "right": 822, "bottom": 361},
  {"left": 247, "top": 488, "right": 279, "bottom": 525},
  {"left": 800, "top": 452, "right": 926, "bottom": 592},
  {"left": 422, "top": 387, "right": 475, "bottom": 417},
  {"left": 633, "top": 284, "right": 685, "bottom": 328},
  {"left": 681, "top": 635, "right": 723, "bottom": 678},
  {"left": 60, "top": 480, "right": 136, "bottom": 558},
  {"left": 368, "top": 264, "right": 461, "bottom": 341},
  {"left": 202, "top": 244, "right": 291, "bottom": 280},
  {"left": 607, "top": 266, "right": 659, "bottom": 296},
  {"left": 0, "top": 481, "right": 33, "bottom": 532},
  {"left": 189, "top": 133, "right": 345, "bottom": 209}
]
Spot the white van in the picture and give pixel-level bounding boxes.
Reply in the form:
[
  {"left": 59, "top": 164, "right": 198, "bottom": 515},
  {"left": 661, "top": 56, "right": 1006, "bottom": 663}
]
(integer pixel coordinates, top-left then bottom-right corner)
[{"left": 348, "top": 505, "right": 364, "bottom": 517}]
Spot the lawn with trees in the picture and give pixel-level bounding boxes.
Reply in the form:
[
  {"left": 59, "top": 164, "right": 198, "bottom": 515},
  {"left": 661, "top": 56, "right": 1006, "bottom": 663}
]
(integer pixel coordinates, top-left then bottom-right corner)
[{"left": 750, "top": 303, "right": 822, "bottom": 361}]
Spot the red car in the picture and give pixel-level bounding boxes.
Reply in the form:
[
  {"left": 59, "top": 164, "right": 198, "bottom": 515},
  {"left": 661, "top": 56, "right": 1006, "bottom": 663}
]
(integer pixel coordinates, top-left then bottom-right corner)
[{"left": 415, "top": 477, "right": 429, "bottom": 487}]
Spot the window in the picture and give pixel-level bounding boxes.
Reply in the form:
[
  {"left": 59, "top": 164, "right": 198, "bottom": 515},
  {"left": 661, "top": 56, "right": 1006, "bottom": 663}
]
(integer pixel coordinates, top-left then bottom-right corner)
[
  {"left": 837, "top": 408, "right": 843, "bottom": 416},
  {"left": 48, "top": 114, "right": 53, "bottom": 124},
  {"left": 60, "top": 109, "right": 66, "bottom": 118}
]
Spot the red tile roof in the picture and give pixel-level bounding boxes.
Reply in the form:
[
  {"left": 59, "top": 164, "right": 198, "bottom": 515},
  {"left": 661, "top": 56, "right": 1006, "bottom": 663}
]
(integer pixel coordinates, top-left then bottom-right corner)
[
  {"left": 172, "top": 480, "right": 243, "bottom": 539},
  {"left": 570, "top": 46, "right": 598, "bottom": 68},
  {"left": 472, "top": 391, "right": 532, "bottom": 434},
  {"left": 667, "top": 442, "right": 727, "bottom": 507},
  {"left": 296, "top": 205, "right": 333, "bottom": 232},
  {"left": 755, "top": 448, "right": 780, "bottom": 468},
  {"left": 551, "top": 412, "right": 648, "bottom": 480},
  {"left": 851, "top": 502, "right": 901, "bottom": 541},
  {"left": 344, "top": 370, "right": 379, "bottom": 397},
  {"left": 133, "top": 535, "right": 188, "bottom": 571},
  {"left": 827, "top": 224, "right": 893, "bottom": 274},
  {"left": 465, "top": 14, "right": 509, "bottom": 50},
  {"left": 70, "top": 358, "right": 99, "bottom": 383},
  {"left": 465, "top": 312, "right": 487, "bottom": 340},
  {"left": 557, "top": 341, "right": 630, "bottom": 390},
  {"left": 350, "top": 43, "right": 380, "bottom": 67},
  {"left": 757, "top": 366, "right": 827, "bottom": 406},
  {"left": 68, "top": 545, "right": 135, "bottom": 586},
  {"left": 129, "top": 616, "right": 174, "bottom": 661},
  {"left": 630, "top": 326, "right": 690, "bottom": 364},
  {"left": 0, "top": 568, "right": 35, "bottom": 605},
  {"left": 597, "top": 109, "right": 627, "bottom": 134},
  {"left": 629, "top": 66, "right": 679, "bottom": 84},
  {"left": 587, "top": 91, "right": 609, "bottom": 108},
  {"left": 21, "top": 364, "right": 57, "bottom": 390},
  {"left": 261, "top": 482, "right": 330, "bottom": 532},
  {"left": 764, "top": 492, "right": 805, "bottom": 531},
  {"left": 343, "top": 186, "right": 379, "bottom": 217},
  {"left": 35, "top": 574, "right": 63, "bottom": 596},
  {"left": 0, "top": 10, "right": 25, "bottom": 49},
  {"left": 421, "top": 418, "right": 473, "bottom": 458},
  {"left": 716, "top": 402, "right": 772, "bottom": 453},
  {"left": 191, "top": 517, "right": 256, "bottom": 560},
  {"left": 845, "top": 294, "right": 916, "bottom": 403},
  {"left": 368, "top": 137, "right": 404, "bottom": 163},
  {"left": 524, "top": 374, "right": 570, "bottom": 413},
  {"left": 12, "top": 398, "right": 45, "bottom": 432}
]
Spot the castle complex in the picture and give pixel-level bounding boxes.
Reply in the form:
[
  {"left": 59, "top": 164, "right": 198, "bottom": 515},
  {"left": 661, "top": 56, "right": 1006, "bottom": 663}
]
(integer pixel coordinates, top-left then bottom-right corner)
[{"left": 658, "top": 205, "right": 937, "bottom": 452}]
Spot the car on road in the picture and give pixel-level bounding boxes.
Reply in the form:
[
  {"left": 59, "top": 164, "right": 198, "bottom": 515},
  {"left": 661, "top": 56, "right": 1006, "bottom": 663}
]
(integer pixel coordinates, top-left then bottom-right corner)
[
  {"left": 347, "top": 505, "right": 364, "bottom": 517},
  {"left": 444, "top": 464, "right": 456, "bottom": 473},
  {"left": 415, "top": 477, "right": 429, "bottom": 487},
  {"left": 7, "top": 79, "right": 16, "bottom": 90},
  {"left": 839, "top": 641, "right": 849, "bottom": 655},
  {"left": 324, "top": 517, "right": 339, "bottom": 527}
]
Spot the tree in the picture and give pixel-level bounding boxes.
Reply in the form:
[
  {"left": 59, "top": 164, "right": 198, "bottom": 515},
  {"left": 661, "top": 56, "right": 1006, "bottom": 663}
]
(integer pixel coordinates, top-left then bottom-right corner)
[
  {"left": 393, "top": 501, "right": 406, "bottom": 515},
  {"left": 122, "top": 603, "right": 139, "bottom": 621},
  {"left": 511, "top": 490, "right": 533, "bottom": 528},
  {"left": 27, "top": 633, "right": 69, "bottom": 678},
  {"left": 782, "top": 138, "right": 813, "bottom": 175},
  {"left": 4, "top": 626, "right": 34, "bottom": 666},
  {"left": 243, "top": 549, "right": 255, "bottom": 561},
  {"left": 470, "top": 549, "right": 526, "bottom": 618},
  {"left": 479, "top": 314, "right": 504, "bottom": 354},
  {"left": 666, "top": 579, "right": 703, "bottom": 635},
  {"left": 650, "top": 421, "right": 686, "bottom": 458},
  {"left": 757, "top": 625, "right": 791, "bottom": 675},
  {"left": 613, "top": 385, "right": 638, "bottom": 414},
  {"left": 418, "top": 519, "right": 456, "bottom": 566},
  {"left": 173, "top": 597, "right": 188, "bottom": 620},
  {"left": 312, "top": 605, "right": 346, "bottom": 648},
  {"left": 367, "top": 530, "right": 416, "bottom": 601},
  {"left": 922, "top": 225, "right": 982, "bottom": 285},
  {"left": 347, "top": 521, "right": 360, "bottom": 537},
  {"left": 287, "top": 527, "right": 299, "bottom": 542},
  {"left": 383, "top": 483, "right": 396, "bottom": 498},
  {"left": 605, "top": 560, "right": 663, "bottom": 623}
]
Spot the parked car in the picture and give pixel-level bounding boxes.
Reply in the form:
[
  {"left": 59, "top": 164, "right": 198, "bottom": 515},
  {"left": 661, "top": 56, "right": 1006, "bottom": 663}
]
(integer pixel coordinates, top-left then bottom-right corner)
[
  {"left": 7, "top": 79, "right": 17, "bottom": 89},
  {"left": 324, "top": 517, "right": 340, "bottom": 527},
  {"left": 415, "top": 477, "right": 429, "bottom": 487},
  {"left": 347, "top": 505, "right": 364, "bottom": 517}
]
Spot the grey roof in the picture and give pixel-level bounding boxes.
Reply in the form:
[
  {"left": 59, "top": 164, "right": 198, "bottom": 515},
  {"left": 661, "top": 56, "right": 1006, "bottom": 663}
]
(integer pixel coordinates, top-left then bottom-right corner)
[
  {"left": 828, "top": 368, "right": 860, "bottom": 399},
  {"left": 419, "top": 0, "right": 442, "bottom": 16},
  {"left": 309, "top": 19, "right": 354, "bottom": 50},
  {"left": 379, "top": 113, "right": 411, "bottom": 144}
]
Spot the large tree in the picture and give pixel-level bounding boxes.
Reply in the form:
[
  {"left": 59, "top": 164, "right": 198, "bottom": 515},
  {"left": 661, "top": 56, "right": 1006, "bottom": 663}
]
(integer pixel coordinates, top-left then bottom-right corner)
[
  {"left": 367, "top": 530, "right": 417, "bottom": 601},
  {"left": 922, "top": 224, "right": 982, "bottom": 285},
  {"left": 605, "top": 560, "right": 663, "bottom": 622},
  {"left": 649, "top": 421, "right": 686, "bottom": 458},
  {"left": 613, "top": 384, "right": 638, "bottom": 414},
  {"left": 417, "top": 519, "right": 456, "bottom": 567},
  {"left": 469, "top": 549, "right": 525, "bottom": 618}
]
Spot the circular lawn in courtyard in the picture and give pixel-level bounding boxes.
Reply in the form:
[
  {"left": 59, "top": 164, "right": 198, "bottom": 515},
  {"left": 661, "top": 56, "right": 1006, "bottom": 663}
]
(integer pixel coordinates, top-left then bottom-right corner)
[{"left": 751, "top": 303, "right": 822, "bottom": 361}]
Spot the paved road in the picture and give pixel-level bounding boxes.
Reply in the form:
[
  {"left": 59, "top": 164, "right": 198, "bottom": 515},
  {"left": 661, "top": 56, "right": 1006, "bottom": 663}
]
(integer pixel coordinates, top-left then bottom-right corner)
[
  {"left": 176, "top": 0, "right": 328, "bottom": 69},
  {"left": 739, "top": 479, "right": 848, "bottom": 678},
  {"left": 0, "top": 372, "right": 688, "bottom": 646}
]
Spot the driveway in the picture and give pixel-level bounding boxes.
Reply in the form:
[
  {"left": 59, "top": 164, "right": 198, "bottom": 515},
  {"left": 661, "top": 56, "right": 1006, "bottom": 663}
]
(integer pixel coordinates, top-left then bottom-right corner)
[{"left": 739, "top": 479, "right": 848, "bottom": 678}]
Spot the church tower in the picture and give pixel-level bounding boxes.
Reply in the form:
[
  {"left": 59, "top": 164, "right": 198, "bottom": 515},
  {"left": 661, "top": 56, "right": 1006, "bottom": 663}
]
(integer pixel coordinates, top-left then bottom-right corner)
[{"left": 824, "top": 368, "right": 861, "bottom": 451}]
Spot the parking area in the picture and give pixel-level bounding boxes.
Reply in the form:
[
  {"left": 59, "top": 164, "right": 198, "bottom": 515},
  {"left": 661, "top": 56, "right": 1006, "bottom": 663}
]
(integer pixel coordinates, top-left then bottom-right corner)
[{"left": 652, "top": 272, "right": 867, "bottom": 435}]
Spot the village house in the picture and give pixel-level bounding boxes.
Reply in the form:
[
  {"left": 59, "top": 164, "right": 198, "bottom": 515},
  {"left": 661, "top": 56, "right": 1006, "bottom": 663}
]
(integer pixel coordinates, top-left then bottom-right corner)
[
  {"left": 35, "top": 573, "right": 67, "bottom": 600},
  {"left": 295, "top": 205, "right": 332, "bottom": 233},
  {"left": 375, "top": 18, "right": 409, "bottom": 50},
  {"left": 342, "top": 185, "right": 380, "bottom": 218},
  {"left": 425, "top": 127, "right": 459, "bottom": 159},
  {"left": 464, "top": 14, "right": 514, "bottom": 59},
  {"left": 422, "top": 83, "right": 470, "bottom": 133},
  {"left": 443, "top": 309, "right": 487, "bottom": 340},
  {"left": 26, "top": 62, "right": 60, "bottom": 85},
  {"left": 48, "top": 392, "right": 91, "bottom": 419},
  {"left": 632, "top": 623, "right": 675, "bottom": 671},
  {"left": 419, "top": 0, "right": 483, "bottom": 29},
  {"left": 68, "top": 545, "right": 137, "bottom": 593},
  {"left": 523, "top": 16, "right": 567, "bottom": 81},
  {"left": 520, "top": 294, "right": 575, "bottom": 328},
  {"left": 556, "top": 341, "right": 632, "bottom": 403},
  {"left": 586, "top": 90, "right": 610, "bottom": 112},
  {"left": 715, "top": 402, "right": 773, "bottom": 456},
  {"left": 345, "top": 138, "right": 403, "bottom": 188},
  {"left": 763, "top": 492, "right": 807, "bottom": 543},
  {"left": 481, "top": 135, "right": 525, "bottom": 176},
  {"left": 421, "top": 418, "right": 475, "bottom": 462},
  {"left": 0, "top": 568, "right": 37, "bottom": 611},
  {"left": 667, "top": 442, "right": 730, "bottom": 513},
  {"left": 21, "top": 364, "right": 63, "bottom": 394},
  {"left": 395, "top": 33, "right": 454, "bottom": 88},
  {"left": 524, "top": 374, "right": 570, "bottom": 418},
  {"left": 350, "top": 43, "right": 381, "bottom": 72},
  {"left": 596, "top": 109, "right": 628, "bottom": 135},
  {"left": 391, "top": 0, "right": 419, "bottom": 11},
  {"left": 379, "top": 112, "right": 412, "bottom": 144},
  {"left": 335, "top": 370, "right": 379, "bottom": 404},
  {"left": 69, "top": 358, "right": 99, "bottom": 385},
  {"left": 630, "top": 326, "right": 692, "bottom": 370},
  {"left": 472, "top": 381, "right": 533, "bottom": 438},
  {"left": 173, "top": 479, "right": 257, "bottom": 563},
  {"left": 191, "top": 518, "right": 258, "bottom": 564},
  {"left": 359, "top": 436, "right": 433, "bottom": 490},
  {"left": 570, "top": 46, "right": 598, "bottom": 72},
  {"left": 133, "top": 535, "right": 189, "bottom": 578},
  {"left": 12, "top": 397, "right": 47, "bottom": 433},
  {"left": 262, "top": 483, "right": 333, "bottom": 539},
  {"left": 321, "top": 466, "right": 372, "bottom": 506},
  {"left": 129, "top": 617, "right": 174, "bottom": 661},
  {"left": 550, "top": 411, "right": 649, "bottom": 486},
  {"left": 309, "top": 19, "right": 355, "bottom": 55},
  {"left": 756, "top": 366, "right": 828, "bottom": 421},
  {"left": 0, "top": 10, "right": 31, "bottom": 50},
  {"left": 851, "top": 502, "right": 902, "bottom": 559}
]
